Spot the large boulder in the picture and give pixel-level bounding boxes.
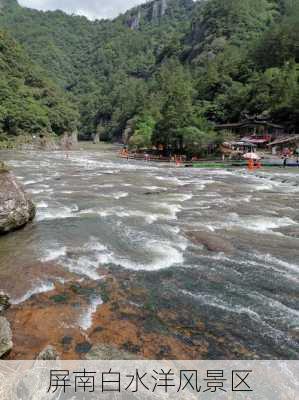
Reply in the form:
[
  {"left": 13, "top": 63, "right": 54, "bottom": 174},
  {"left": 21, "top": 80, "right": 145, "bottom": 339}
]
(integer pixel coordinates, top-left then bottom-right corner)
[
  {"left": 37, "top": 345, "right": 59, "bottom": 360},
  {"left": 0, "top": 317, "right": 13, "bottom": 358},
  {"left": 0, "top": 169, "right": 35, "bottom": 234},
  {"left": 185, "top": 230, "right": 235, "bottom": 254}
]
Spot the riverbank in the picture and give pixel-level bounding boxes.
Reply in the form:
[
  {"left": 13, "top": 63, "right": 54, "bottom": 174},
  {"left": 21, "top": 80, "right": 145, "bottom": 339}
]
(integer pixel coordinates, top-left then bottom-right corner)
[{"left": 0, "top": 148, "right": 298, "bottom": 360}]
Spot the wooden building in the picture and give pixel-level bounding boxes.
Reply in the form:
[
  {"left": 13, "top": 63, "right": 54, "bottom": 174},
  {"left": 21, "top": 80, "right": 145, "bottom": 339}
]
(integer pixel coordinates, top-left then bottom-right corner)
[
  {"left": 268, "top": 135, "right": 299, "bottom": 156},
  {"left": 215, "top": 120, "right": 285, "bottom": 146}
]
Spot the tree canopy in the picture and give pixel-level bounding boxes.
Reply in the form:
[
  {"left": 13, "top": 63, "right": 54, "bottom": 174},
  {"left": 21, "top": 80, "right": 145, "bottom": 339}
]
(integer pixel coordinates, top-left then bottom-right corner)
[
  {"left": 0, "top": 0, "right": 298, "bottom": 145},
  {"left": 0, "top": 30, "right": 78, "bottom": 139}
]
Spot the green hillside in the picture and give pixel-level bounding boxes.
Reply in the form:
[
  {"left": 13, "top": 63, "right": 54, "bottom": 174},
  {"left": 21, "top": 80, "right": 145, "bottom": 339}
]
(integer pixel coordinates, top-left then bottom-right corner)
[
  {"left": 0, "top": 0, "right": 298, "bottom": 147},
  {"left": 0, "top": 30, "right": 78, "bottom": 140}
]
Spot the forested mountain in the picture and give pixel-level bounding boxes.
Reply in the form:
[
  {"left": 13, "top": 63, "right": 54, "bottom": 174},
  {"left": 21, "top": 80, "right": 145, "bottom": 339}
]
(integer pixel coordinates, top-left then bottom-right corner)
[
  {"left": 0, "top": 0, "right": 298, "bottom": 147},
  {"left": 0, "top": 29, "right": 78, "bottom": 139}
]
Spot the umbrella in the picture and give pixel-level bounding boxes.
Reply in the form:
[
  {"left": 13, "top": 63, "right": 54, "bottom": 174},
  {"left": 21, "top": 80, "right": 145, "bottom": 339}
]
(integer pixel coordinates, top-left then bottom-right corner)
[{"left": 243, "top": 152, "right": 261, "bottom": 160}]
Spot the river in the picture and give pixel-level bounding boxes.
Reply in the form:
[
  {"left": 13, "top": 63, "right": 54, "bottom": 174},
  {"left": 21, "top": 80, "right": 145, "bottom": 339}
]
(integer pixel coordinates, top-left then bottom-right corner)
[{"left": 0, "top": 145, "right": 298, "bottom": 359}]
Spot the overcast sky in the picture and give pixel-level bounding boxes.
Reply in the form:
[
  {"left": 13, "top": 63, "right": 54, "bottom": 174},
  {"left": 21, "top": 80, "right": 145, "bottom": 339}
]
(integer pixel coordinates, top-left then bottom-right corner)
[{"left": 18, "top": 0, "right": 147, "bottom": 20}]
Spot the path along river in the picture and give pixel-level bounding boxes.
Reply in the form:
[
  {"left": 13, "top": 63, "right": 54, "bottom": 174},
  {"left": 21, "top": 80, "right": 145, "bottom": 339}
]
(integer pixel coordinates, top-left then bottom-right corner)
[{"left": 0, "top": 146, "right": 298, "bottom": 359}]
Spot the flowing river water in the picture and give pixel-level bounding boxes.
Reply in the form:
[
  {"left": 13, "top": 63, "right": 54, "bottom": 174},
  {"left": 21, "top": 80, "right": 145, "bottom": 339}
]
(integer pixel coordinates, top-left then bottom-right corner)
[{"left": 0, "top": 146, "right": 299, "bottom": 359}]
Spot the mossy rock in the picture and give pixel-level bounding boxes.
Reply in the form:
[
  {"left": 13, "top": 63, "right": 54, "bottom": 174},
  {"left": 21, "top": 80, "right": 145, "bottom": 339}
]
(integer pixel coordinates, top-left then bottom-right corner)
[{"left": 50, "top": 294, "right": 69, "bottom": 304}]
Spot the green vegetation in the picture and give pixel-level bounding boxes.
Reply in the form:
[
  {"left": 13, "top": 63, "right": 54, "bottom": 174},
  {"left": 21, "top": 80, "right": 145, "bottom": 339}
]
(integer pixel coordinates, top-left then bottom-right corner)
[
  {"left": 129, "top": 115, "right": 156, "bottom": 149},
  {"left": 0, "top": 30, "right": 78, "bottom": 139},
  {"left": 0, "top": 0, "right": 298, "bottom": 151},
  {"left": 189, "top": 0, "right": 299, "bottom": 133}
]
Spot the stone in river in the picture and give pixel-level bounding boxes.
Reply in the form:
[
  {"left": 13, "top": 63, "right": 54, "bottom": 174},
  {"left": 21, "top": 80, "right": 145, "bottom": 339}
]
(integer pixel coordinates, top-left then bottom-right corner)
[
  {"left": 85, "top": 344, "right": 140, "bottom": 360},
  {"left": 37, "top": 345, "right": 60, "bottom": 360},
  {"left": 0, "top": 293, "right": 11, "bottom": 313},
  {"left": 75, "top": 341, "right": 92, "bottom": 354},
  {"left": 0, "top": 168, "right": 36, "bottom": 234},
  {"left": 185, "top": 231, "right": 235, "bottom": 254},
  {"left": 0, "top": 317, "right": 13, "bottom": 358}
]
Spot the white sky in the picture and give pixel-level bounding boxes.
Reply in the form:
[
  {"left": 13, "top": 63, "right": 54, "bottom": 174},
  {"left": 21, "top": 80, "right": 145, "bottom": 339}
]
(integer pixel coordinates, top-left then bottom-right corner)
[{"left": 18, "top": 0, "right": 147, "bottom": 20}]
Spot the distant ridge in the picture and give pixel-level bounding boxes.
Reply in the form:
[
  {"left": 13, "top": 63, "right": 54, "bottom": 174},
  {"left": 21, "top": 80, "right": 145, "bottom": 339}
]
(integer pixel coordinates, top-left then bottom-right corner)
[
  {"left": 0, "top": 0, "right": 298, "bottom": 141},
  {"left": 0, "top": 0, "right": 18, "bottom": 9}
]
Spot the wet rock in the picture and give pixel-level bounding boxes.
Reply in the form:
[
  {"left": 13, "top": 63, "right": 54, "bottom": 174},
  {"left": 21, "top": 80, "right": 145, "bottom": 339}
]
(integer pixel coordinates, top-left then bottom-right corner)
[
  {"left": 85, "top": 344, "right": 140, "bottom": 360},
  {"left": 0, "top": 170, "right": 35, "bottom": 234},
  {"left": 61, "top": 336, "right": 73, "bottom": 346},
  {"left": 5, "top": 276, "right": 208, "bottom": 360},
  {"left": 143, "top": 191, "right": 163, "bottom": 196},
  {"left": 75, "top": 341, "right": 92, "bottom": 354},
  {"left": 0, "top": 317, "right": 13, "bottom": 358},
  {"left": 0, "top": 293, "right": 11, "bottom": 313},
  {"left": 37, "top": 345, "right": 59, "bottom": 360},
  {"left": 185, "top": 231, "right": 234, "bottom": 254}
]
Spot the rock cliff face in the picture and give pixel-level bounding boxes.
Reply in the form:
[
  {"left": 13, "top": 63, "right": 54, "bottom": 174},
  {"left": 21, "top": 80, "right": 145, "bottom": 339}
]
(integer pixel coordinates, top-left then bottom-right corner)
[
  {"left": 126, "top": 0, "right": 193, "bottom": 30},
  {"left": 127, "top": 0, "right": 168, "bottom": 29},
  {"left": 0, "top": 168, "right": 35, "bottom": 235}
]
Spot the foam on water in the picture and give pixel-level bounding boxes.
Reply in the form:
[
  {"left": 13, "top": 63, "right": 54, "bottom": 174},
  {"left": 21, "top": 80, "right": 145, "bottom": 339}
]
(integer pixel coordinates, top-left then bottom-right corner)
[
  {"left": 42, "top": 235, "right": 185, "bottom": 274},
  {"left": 180, "top": 290, "right": 293, "bottom": 343},
  {"left": 114, "top": 209, "right": 159, "bottom": 224},
  {"left": 79, "top": 202, "right": 182, "bottom": 224},
  {"left": 239, "top": 216, "right": 296, "bottom": 233},
  {"left": 169, "top": 193, "right": 193, "bottom": 202},
  {"left": 37, "top": 205, "right": 79, "bottom": 221},
  {"left": 154, "top": 202, "right": 182, "bottom": 220},
  {"left": 155, "top": 175, "right": 187, "bottom": 186},
  {"left": 247, "top": 291, "right": 299, "bottom": 322},
  {"left": 67, "top": 154, "right": 159, "bottom": 172},
  {"left": 41, "top": 246, "right": 67, "bottom": 262},
  {"left": 79, "top": 296, "right": 103, "bottom": 330},
  {"left": 101, "top": 192, "right": 129, "bottom": 200},
  {"left": 207, "top": 213, "right": 298, "bottom": 233},
  {"left": 64, "top": 256, "right": 103, "bottom": 280},
  {"left": 36, "top": 201, "right": 49, "bottom": 209},
  {"left": 254, "top": 253, "right": 299, "bottom": 274},
  {"left": 12, "top": 282, "right": 55, "bottom": 304},
  {"left": 198, "top": 250, "right": 299, "bottom": 283},
  {"left": 102, "top": 239, "right": 184, "bottom": 271},
  {"left": 181, "top": 290, "right": 261, "bottom": 319},
  {"left": 143, "top": 186, "right": 166, "bottom": 191},
  {"left": 28, "top": 188, "right": 46, "bottom": 194},
  {"left": 24, "top": 180, "right": 39, "bottom": 185},
  {"left": 41, "top": 239, "right": 107, "bottom": 280}
]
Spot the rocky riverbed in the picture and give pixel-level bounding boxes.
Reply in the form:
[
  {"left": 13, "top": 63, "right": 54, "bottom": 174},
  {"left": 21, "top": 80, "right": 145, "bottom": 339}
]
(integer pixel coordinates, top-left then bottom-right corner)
[{"left": 0, "top": 147, "right": 298, "bottom": 359}]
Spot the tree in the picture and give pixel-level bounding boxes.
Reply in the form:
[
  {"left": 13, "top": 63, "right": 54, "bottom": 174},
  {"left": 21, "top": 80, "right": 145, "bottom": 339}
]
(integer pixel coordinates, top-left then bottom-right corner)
[
  {"left": 154, "top": 59, "right": 195, "bottom": 149},
  {"left": 129, "top": 114, "right": 156, "bottom": 149}
]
